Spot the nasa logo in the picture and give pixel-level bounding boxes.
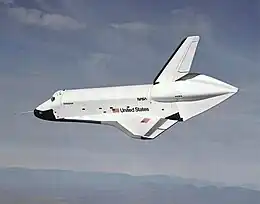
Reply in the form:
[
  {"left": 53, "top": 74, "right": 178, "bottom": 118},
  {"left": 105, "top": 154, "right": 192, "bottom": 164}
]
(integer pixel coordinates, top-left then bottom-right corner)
[{"left": 137, "top": 97, "right": 147, "bottom": 101}]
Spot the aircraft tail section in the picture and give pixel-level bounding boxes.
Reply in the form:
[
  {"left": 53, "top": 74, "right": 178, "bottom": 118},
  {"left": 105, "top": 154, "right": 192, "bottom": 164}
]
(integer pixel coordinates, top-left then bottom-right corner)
[
  {"left": 175, "top": 75, "right": 238, "bottom": 121},
  {"left": 153, "top": 36, "right": 200, "bottom": 84}
]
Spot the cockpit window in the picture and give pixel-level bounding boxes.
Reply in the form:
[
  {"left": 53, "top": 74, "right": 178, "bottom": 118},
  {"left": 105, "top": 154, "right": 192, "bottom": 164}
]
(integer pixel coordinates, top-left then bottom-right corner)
[{"left": 51, "top": 96, "right": 55, "bottom": 102}]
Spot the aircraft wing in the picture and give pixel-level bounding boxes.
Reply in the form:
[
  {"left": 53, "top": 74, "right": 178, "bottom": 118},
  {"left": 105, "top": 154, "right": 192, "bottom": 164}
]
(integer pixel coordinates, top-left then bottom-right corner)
[
  {"left": 62, "top": 114, "right": 178, "bottom": 140},
  {"left": 153, "top": 36, "right": 200, "bottom": 84},
  {"left": 104, "top": 115, "right": 178, "bottom": 140}
]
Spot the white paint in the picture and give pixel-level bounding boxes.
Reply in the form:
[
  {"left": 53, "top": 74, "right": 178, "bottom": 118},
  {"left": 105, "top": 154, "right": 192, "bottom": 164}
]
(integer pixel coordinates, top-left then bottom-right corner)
[{"left": 34, "top": 36, "right": 238, "bottom": 140}]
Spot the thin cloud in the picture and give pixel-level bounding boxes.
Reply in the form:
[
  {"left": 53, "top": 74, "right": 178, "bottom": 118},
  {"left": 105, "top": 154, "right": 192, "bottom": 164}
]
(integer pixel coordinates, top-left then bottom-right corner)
[
  {"left": 0, "top": 0, "right": 13, "bottom": 4},
  {"left": 111, "top": 22, "right": 156, "bottom": 32},
  {"left": 7, "top": 7, "right": 86, "bottom": 30}
]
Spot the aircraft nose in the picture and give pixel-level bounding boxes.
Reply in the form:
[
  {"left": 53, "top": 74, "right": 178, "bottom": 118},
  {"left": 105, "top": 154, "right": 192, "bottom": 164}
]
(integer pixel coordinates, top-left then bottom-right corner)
[
  {"left": 34, "top": 109, "right": 56, "bottom": 121},
  {"left": 34, "top": 109, "right": 43, "bottom": 119}
]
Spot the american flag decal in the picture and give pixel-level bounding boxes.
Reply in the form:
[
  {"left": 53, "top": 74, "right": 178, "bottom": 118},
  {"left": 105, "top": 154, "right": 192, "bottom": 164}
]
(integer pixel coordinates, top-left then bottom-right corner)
[
  {"left": 112, "top": 108, "right": 119, "bottom": 113},
  {"left": 141, "top": 118, "right": 150, "bottom": 123}
]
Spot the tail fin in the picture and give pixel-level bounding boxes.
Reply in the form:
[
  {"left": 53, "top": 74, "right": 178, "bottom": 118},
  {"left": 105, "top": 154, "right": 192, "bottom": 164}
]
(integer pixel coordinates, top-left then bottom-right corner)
[{"left": 153, "top": 36, "right": 200, "bottom": 85}]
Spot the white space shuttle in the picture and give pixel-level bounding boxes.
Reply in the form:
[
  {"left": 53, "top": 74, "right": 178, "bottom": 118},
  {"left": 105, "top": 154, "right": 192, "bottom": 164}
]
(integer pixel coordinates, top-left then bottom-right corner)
[{"left": 34, "top": 36, "right": 238, "bottom": 140}]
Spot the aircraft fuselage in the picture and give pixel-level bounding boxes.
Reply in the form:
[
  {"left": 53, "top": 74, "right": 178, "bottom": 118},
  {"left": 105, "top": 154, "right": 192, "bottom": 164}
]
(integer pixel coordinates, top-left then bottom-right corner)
[{"left": 34, "top": 36, "right": 238, "bottom": 140}]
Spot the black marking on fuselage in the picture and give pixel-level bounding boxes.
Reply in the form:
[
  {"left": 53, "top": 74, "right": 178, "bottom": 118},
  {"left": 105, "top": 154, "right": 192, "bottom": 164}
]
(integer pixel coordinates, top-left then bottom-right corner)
[
  {"left": 63, "top": 102, "right": 74, "bottom": 105},
  {"left": 165, "top": 112, "right": 183, "bottom": 121},
  {"left": 34, "top": 109, "right": 101, "bottom": 124},
  {"left": 56, "top": 118, "right": 101, "bottom": 124},
  {"left": 153, "top": 37, "right": 187, "bottom": 85},
  {"left": 34, "top": 109, "right": 56, "bottom": 121},
  {"left": 176, "top": 73, "right": 200, "bottom": 81},
  {"left": 141, "top": 136, "right": 154, "bottom": 140}
]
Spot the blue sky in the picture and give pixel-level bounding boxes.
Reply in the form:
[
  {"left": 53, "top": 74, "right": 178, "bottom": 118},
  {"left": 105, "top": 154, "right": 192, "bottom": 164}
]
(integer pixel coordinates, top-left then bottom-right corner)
[{"left": 0, "top": 0, "right": 259, "bottom": 188}]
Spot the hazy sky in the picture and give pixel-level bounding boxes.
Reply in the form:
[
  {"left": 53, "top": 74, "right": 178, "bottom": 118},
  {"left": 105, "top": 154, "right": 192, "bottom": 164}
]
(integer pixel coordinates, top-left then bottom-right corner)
[{"left": 0, "top": 0, "right": 259, "bottom": 187}]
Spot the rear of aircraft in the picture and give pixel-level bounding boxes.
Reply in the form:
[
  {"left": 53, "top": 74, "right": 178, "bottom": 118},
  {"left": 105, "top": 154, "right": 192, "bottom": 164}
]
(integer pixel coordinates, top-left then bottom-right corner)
[
  {"left": 151, "top": 35, "right": 238, "bottom": 122},
  {"left": 174, "top": 74, "right": 237, "bottom": 121}
]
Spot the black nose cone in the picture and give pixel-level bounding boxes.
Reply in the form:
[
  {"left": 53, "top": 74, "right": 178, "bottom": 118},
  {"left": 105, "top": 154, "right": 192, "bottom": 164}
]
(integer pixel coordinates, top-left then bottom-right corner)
[{"left": 34, "top": 109, "right": 56, "bottom": 121}]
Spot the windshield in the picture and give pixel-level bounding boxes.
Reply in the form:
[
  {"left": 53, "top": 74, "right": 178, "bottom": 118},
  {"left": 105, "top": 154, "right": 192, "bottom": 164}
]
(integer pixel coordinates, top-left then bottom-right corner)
[{"left": 50, "top": 90, "right": 64, "bottom": 104}]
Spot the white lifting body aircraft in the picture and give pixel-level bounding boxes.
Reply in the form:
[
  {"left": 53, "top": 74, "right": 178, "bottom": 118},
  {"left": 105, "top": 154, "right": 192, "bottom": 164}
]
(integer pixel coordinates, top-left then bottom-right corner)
[{"left": 34, "top": 36, "right": 238, "bottom": 140}]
